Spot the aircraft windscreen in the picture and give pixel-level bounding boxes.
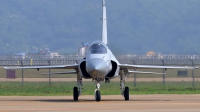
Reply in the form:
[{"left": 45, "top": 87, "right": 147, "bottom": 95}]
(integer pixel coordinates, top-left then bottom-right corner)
[{"left": 89, "top": 43, "right": 107, "bottom": 54}]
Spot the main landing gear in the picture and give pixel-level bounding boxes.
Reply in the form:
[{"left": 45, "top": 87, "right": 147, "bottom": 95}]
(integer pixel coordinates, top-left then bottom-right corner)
[
  {"left": 120, "top": 70, "right": 129, "bottom": 101},
  {"left": 73, "top": 75, "right": 82, "bottom": 101}
]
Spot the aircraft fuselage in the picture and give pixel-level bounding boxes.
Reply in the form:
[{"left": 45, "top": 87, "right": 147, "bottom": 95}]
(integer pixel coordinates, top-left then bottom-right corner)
[{"left": 86, "top": 41, "right": 112, "bottom": 79}]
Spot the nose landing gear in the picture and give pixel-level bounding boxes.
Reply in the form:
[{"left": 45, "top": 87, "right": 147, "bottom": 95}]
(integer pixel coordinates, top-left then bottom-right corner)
[{"left": 94, "top": 80, "right": 102, "bottom": 101}]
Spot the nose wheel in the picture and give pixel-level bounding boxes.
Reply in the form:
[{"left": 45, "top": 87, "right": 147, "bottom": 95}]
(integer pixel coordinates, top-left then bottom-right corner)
[
  {"left": 95, "top": 90, "right": 101, "bottom": 101},
  {"left": 94, "top": 82, "right": 101, "bottom": 101}
]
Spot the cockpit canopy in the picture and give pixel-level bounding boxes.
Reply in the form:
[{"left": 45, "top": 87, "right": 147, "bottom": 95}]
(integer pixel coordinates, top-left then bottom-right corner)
[{"left": 89, "top": 43, "right": 107, "bottom": 54}]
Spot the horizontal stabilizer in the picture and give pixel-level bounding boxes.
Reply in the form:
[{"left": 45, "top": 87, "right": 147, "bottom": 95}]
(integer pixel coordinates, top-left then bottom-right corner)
[
  {"left": 129, "top": 70, "right": 166, "bottom": 75},
  {"left": 42, "top": 71, "right": 77, "bottom": 75}
]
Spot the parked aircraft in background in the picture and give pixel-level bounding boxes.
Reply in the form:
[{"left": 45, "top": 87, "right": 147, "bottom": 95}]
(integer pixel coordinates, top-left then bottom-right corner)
[{"left": 4, "top": 0, "right": 198, "bottom": 101}]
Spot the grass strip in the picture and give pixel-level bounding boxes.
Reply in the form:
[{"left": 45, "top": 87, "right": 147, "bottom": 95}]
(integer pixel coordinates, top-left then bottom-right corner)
[{"left": 0, "top": 81, "right": 200, "bottom": 96}]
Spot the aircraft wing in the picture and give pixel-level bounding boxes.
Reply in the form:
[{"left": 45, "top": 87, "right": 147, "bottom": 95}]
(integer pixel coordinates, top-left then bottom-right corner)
[
  {"left": 119, "top": 64, "right": 198, "bottom": 70},
  {"left": 4, "top": 64, "right": 79, "bottom": 70}
]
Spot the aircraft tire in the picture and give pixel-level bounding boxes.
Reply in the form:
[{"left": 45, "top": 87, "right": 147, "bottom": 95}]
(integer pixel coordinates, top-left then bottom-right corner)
[
  {"left": 95, "top": 90, "right": 101, "bottom": 101},
  {"left": 73, "top": 87, "right": 79, "bottom": 101},
  {"left": 124, "top": 86, "right": 129, "bottom": 101}
]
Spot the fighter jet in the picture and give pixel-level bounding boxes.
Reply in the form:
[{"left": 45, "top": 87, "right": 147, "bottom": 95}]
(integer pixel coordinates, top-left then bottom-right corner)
[{"left": 4, "top": 0, "right": 198, "bottom": 101}]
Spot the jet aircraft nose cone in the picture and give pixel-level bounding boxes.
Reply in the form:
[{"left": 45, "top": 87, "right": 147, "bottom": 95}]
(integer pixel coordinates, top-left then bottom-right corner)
[{"left": 86, "top": 58, "right": 107, "bottom": 78}]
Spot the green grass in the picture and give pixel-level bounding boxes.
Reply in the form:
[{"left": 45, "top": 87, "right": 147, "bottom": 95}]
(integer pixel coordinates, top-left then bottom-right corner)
[{"left": 0, "top": 81, "right": 200, "bottom": 96}]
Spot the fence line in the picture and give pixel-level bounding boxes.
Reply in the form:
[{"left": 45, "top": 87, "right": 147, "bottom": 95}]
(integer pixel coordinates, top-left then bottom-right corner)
[{"left": 1, "top": 54, "right": 200, "bottom": 66}]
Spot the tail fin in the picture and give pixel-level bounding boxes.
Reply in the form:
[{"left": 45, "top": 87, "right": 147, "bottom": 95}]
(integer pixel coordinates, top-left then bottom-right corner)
[{"left": 102, "top": 0, "right": 107, "bottom": 45}]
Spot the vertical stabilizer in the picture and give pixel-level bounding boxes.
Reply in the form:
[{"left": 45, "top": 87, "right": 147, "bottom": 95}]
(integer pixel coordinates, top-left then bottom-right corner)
[{"left": 102, "top": 0, "right": 107, "bottom": 45}]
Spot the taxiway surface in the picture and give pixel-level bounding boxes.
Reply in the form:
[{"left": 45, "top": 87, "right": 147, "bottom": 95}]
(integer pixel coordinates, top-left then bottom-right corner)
[{"left": 0, "top": 95, "right": 200, "bottom": 112}]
